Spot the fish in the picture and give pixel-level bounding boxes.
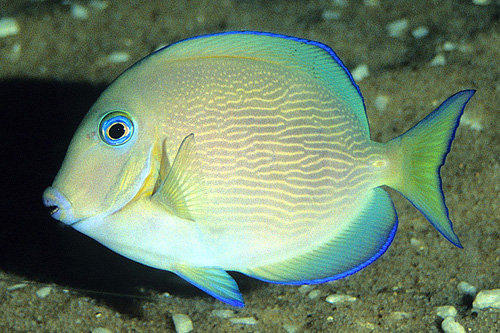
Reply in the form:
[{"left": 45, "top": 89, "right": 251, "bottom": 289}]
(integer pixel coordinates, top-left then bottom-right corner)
[{"left": 42, "top": 31, "right": 475, "bottom": 307}]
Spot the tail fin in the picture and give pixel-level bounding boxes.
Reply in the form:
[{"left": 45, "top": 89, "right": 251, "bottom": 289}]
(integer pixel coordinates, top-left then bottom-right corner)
[{"left": 387, "top": 90, "right": 475, "bottom": 247}]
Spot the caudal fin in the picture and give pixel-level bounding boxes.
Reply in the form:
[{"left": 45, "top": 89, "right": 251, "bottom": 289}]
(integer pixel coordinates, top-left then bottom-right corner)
[{"left": 387, "top": 90, "right": 475, "bottom": 248}]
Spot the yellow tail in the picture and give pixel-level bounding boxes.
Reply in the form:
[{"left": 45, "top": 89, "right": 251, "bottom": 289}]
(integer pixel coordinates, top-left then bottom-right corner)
[{"left": 386, "top": 90, "right": 475, "bottom": 247}]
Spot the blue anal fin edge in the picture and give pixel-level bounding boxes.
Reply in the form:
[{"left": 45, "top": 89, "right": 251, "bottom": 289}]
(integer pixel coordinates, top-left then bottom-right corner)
[{"left": 175, "top": 264, "right": 245, "bottom": 307}]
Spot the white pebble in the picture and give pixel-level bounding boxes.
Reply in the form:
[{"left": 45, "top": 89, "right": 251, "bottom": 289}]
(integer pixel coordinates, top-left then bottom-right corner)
[
  {"left": 106, "top": 51, "right": 130, "bottom": 63},
  {"left": 298, "top": 285, "right": 313, "bottom": 293},
  {"left": 410, "top": 237, "right": 423, "bottom": 247},
  {"left": 473, "top": 0, "right": 491, "bottom": 5},
  {"left": 71, "top": 4, "right": 89, "bottom": 20},
  {"left": 89, "top": 0, "right": 109, "bottom": 10},
  {"left": 308, "top": 289, "right": 321, "bottom": 299},
  {"left": 172, "top": 314, "right": 193, "bottom": 333},
  {"left": 229, "top": 317, "right": 258, "bottom": 325},
  {"left": 0, "top": 17, "right": 20, "bottom": 38},
  {"left": 389, "top": 311, "right": 411, "bottom": 321},
  {"left": 473, "top": 289, "right": 500, "bottom": 309},
  {"left": 460, "top": 113, "right": 483, "bottom": 131},
  {"left": 351, "top": 64, "right": 369, "bottom": 82},
  {"left": 211, "top": 309, "right": 236, "bottom": 319},
  {"left": 412, "top": 26, "right": 429, "bottom": 39},
  {"left": 36, "top": 286, "right": 52, "bottom": 298},
  {"left": 436, "top": 305, "right": 457, "bottom": 319},
  {"left": 374, "top": 95, "right": 389, "bottom": 111},
  {"left": 326, "top": 294, "right": 357, "bottom": 304},
  {"left": 457, "top": 281, "right": 477, "bottom": 297},
  {"left": 441, "top": 317, "right": 465, "bottom": 333},
  {"left": 322, "top": 10, "right": 341, "bottom": 20},
  {"left": 442, "top": 42, "right": 457, "bottom": 52},
  {"left": 387, "top": 19, "right": 408, "bottom": 38},
  {"left": 430, "top": 53, "right": 446, "bottom": 66},
  {"left": 7, "top": 283, "right": 27, "bottom": 291}
]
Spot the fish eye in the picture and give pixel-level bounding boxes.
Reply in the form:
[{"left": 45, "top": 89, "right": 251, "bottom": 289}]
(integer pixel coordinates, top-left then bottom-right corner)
[{"left": 99, "top": 111, "right": 134, "bottom": 146}]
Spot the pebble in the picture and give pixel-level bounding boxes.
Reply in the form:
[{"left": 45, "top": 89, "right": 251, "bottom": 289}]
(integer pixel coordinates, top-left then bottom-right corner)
[
  {"left": 457, "top": 281, "right": 477, "bottom": 297},
  {"left": 322, "top": 10, "right": 341, "bottom": 20},
  {"left": 106, "top": 51, "right": 130, "bottom": 63},
  {"left": 473, "top": 289, "right": 500, "bottom": 309},
  {"left": 172, "top": 314, "right": 193, "bottom": 333},
  {"left": 460, "top": 113, "right": 483, "bottom": 131},
  {"left": 325, "top": 294, "right": 357, "bottom": 304},
  {"left": 410, "top": 237, "right": 424, "bottom": 248},
  {"left": 441, "top": 317, "right": 465, "bottom": 333},
  {"left": 89, "top": 0, "right": 109, "bottom": 10},
  {"left": 298, "top": 285, "right": 313, "bottom": 293},
  {"left": 36, "top": 286, "right": 52, "bottom": 298},
  {"left": 307, "top": 289, "right": 321, "bottom": 299},
  {"left": 412, "top": 26, "right": 429, "bottom": 39},
  {"left": 211, "top": 309, "right": 237, "bottom": 319},
  {"left": 70, "top": 3, "right": 89, "bottom": 20},
  {"left": 7, "top": 283, "right": 27, "bottom": 291},
  {"left": 473, "top": 0, "right": 491, "bottom": 5},
  {"left": 388, "top": 311, "right": 411, "bottom": 321},
  {"left": 436, "top": 305, "right": 457, "bottom": 319},
  {"left": 430, "top": 53, "right": 446, "bottom": 66},
  {"left": 229, "top": 317, "right": 258, "bottom": 325},
  {"left": 442, "top": 42, "right": 457, "bottom": 52},
  {"left": 0, "top": 17, "right": 20, "bottom": 38},
  {"left": 374, "top": 95, "right": 389, "bottom": 112},
  {"left": 387, "top": 18, "right": 408, "bottom": 38},
  {"left": 351, "top": 64, "right": 369, "bottom": 82}
]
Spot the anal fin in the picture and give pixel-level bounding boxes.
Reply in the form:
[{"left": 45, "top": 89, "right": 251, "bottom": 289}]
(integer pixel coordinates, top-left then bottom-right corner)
[{"left": 175, "top": 264, "right": 244, "bottom": 307}]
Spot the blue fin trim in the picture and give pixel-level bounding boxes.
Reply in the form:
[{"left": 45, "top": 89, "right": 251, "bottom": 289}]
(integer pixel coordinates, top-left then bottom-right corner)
[
  {"left": 245, "top": 187, "right": 398, "bottom": 285},
  {"left": 142, "top": 30, "right": 369, "bottom": 136},
  {"left": 388, "top": 90, "right": 475, "bottom": 248},
  {"left": 175, "top": 264, "right": 244, "bottom": 307}
]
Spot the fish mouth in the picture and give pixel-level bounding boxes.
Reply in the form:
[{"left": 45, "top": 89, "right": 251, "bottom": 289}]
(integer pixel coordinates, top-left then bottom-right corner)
[{"left": 42, "top": 187, "right": 77, "bottom": 225}]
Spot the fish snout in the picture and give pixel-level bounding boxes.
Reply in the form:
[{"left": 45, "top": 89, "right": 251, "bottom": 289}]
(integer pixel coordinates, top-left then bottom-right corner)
[{"left": 42, "top": 187, "right": 76, "bottom": 224}]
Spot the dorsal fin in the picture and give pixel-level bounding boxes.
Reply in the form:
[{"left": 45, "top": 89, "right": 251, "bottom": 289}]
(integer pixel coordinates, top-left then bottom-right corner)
[
  {"left": 152, "top": 134, "right": 205, "bottom": 221},
  {"left": 147, "top": 31, "right": 369, "bottom": 136}
]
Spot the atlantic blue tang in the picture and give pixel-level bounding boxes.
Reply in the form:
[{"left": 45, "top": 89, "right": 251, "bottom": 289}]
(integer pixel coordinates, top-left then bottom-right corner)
[{"left": 43, "top": 31, "right": 475, "bottom": 306}]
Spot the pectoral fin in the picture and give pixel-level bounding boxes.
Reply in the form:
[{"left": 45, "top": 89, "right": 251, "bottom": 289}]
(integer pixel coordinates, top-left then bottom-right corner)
[
  {"left": 152, "top": 134, "right": 205, "bottom": 221},
  {"left": 175, "top": 264, "right": 245, "bottom": 307}
]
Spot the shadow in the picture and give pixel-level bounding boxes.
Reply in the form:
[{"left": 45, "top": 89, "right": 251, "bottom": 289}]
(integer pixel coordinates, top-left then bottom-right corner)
[{"left": 0, "top": 79, "right": 257, "bottom": 315}]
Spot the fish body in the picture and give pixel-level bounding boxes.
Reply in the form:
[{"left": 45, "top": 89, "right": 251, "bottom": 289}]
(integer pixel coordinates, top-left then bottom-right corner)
[{"left": 43, "top": 31, "right": 474, "bottom": 306}]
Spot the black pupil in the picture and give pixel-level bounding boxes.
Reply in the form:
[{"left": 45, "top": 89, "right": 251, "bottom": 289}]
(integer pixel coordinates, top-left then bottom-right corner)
[{"left": 108, "top": 122, "right": 125, "bottom": 139}]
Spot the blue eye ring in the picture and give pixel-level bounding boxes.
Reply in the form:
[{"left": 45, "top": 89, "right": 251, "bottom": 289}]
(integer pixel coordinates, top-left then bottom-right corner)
[{"left": 99, "top": 111, "right": 134, "bottom": 146}]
